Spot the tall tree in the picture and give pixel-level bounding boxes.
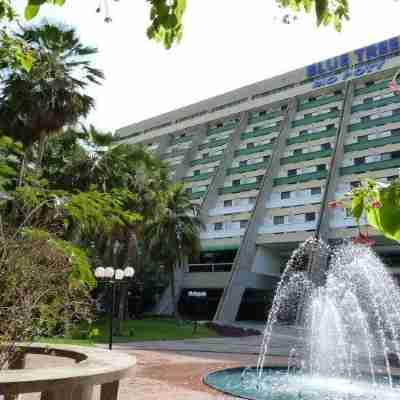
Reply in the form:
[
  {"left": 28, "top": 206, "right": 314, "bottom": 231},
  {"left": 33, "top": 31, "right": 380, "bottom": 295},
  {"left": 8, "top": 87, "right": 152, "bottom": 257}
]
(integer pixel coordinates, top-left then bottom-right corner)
[
  {"left": 0, "top": 23, "right": 104, "bottom": 169},
  {"left": 145, "top": 184, "right": 203, "bottom": 317}
]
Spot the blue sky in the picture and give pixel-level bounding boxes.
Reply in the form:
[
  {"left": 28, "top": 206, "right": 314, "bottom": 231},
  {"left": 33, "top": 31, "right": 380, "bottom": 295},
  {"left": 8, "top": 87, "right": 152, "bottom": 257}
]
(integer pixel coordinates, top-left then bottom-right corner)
[{"left": 12, "top": 0, "right": 400, "bottom": 133}]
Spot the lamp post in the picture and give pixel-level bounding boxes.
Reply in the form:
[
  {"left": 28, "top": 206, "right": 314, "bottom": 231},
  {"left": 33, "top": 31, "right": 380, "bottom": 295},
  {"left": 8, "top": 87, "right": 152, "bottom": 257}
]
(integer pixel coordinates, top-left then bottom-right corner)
[{"left": 94, "top": 266, "right": 135, "bottom": 350}]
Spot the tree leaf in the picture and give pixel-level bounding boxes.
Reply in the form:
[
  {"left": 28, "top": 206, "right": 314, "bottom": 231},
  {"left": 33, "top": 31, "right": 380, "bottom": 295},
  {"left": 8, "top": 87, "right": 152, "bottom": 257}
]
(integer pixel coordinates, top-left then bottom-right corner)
[
  {"left": 24, "top": 4, "right": 40, "bottom": 20},
  {"left": 351, "top": 194, "right": 364, "bottom": 223},
  {"left": 315, "top": 0, "right": 328, "bottom": 26}
]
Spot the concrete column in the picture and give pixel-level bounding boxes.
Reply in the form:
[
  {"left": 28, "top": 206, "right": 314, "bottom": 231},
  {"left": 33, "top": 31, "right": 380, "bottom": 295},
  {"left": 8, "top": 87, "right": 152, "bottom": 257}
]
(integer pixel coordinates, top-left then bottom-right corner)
[
  {"left": 316, "top": 81, "right": 355, "bottom": 241},
  {"left": 155, "top": 133, "right": 173, "bottom": 157},
  {"left": 173, "top": 125, "right": 207, "bottom": 182},
  {"left": 199, "top": 112, "right": 248, "bottom": 220},
  {"left": 214, "top": 99, "right": 297, "bottom": 323},
  {"left": 100, "top": 381, "right": 119, "bottom": 400},
  {"left": 40, "top": 389, "right": 73, "bottom": 400},
  {"left": 5, "top": 352, "right": 26, "bottom": 400},
  {"left": 73, "top": 385, "right": 94, "bottom": 400}
]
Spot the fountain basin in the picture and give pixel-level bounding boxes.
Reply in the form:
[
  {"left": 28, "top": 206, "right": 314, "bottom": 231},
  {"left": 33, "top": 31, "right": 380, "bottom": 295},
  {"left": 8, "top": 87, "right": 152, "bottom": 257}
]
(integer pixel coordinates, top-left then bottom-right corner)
[{"left": 204, "top": 366, "right": 400, "bottom": 400}]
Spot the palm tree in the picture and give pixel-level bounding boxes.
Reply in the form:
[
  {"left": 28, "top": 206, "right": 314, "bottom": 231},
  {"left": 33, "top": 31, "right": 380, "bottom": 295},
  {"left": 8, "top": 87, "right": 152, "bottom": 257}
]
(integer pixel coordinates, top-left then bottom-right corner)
[
  {"left": 0, "top": 22, "right": 104, "bottom": 172},
  {"left": 145, "top": 184, "right": 203, "bottom": 318}
]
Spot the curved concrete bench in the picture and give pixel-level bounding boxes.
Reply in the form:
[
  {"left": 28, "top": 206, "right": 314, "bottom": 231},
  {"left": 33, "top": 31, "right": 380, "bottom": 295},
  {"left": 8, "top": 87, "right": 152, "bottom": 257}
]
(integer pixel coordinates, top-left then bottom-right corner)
[{"left": 0, "top": 344, "right": 136, "bottom": 400}]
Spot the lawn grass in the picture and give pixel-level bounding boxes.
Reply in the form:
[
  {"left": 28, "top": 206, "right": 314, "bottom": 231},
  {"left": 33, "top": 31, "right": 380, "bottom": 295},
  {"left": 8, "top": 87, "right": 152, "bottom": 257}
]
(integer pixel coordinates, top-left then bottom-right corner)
[{"left": 37, "top": 318, "right": 218, "bottom": 346}]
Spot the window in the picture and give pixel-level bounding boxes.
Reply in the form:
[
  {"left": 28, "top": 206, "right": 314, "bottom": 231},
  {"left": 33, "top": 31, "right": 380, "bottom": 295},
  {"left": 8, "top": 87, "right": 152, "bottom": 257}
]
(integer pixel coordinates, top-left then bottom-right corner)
[
  {"left": 392, "top": 128, "right": 400, "bottom": 136},
  {"left": 363, "top": 97, "right": 373, "bottom": 104},
  {"left": 256, "top": 175, "right": 263, "bottom": 183},
  {"left": 239, "top": 160, "right": 247, "bottom": 167},
  {"left": 331, "top": 106, "right": 339, "bottom": 112},
  {"left": 270, "top": 137, "right": 276, "bottom": 143},
  {"left": 308, "top": 96, "right": 316, "bottom": 102},
  {"left": 365, "top": 80, "right": 374, "bottom": 87},
  {"left": 321, "top": 142, "right": 331, "bottom": 150},
  {"left": 281, "top": 191, "right": 291, "bottom": 200},
  {"left": 281, "top": 104, "right": 288, "bottom": 111},
  {"left": 259, "top": 110, "right": 266, "bottom": 116},
  {"left": 299, "top": 130, "right": 308, "bottom": 136},
  {"left": 305, "top": 212, "right": 316, "bottom": 222},
  {"left": 224, "top": 200, "right": 232, "bottom": 207},
  {"left": 233, "top": 179, "right": 241, "bottom": 186},
  {"left": 361, "top": 116, "right": 370, "bottom": 123},
  {"left": 334, "top": 90, "right": 342, "bottom": 96},
  {"left": 311, "top": 187, "right": 322, "bottom": 195},
  {"left": 273, "top": 216, "right": 285, "bottom": 225},
  {"left": 180, "top": 133, "right": 186, "bottom": 138},
  {"left": 317, "top": 164, "right": 327, "bottom": 172},
  {"left": 214, "top": 222, "right": 223, "bottom": 231},
  {"left": 387, "top": 175, "right": 398, "bottom": 182},
  {"left": 247, "top": 142, "right": 255, "bottom": 149},
  {"left": 249, "top": 197, "right": 257, "bottom": 204},
  {"left": 354, "top": 157, "right": 365, "bottom": 165},
  {"left": 293, "top": 149, "right": 302, "bottom": 155},
  {"left": 357, "top": 135, "right": 369, "bottom": 142},
  {"left": 326, "top": 123, "right": 335, "bottom": 129},
  {"left": 194, "top": 170, "right": 200, "bottom": 176},
  {"left": 304, "top": 113, "right": 312, "bottom": 119},
  {"left": 217, "top": 123, "right": 223, "bottom": 128},
  {"left": 392, "top": 151, "right": 400, "bottom": 159},
  {"left": 186, "top": 188, "right": 192, "bottom": 194},
  {"left": 263, "top": 156, "right": 269, "bottom": 162},
  {"left": 350, "top": 181, "right": 360, "bottom": 188},
  {"left": 240, "top": 220, "right": 248, "bottom": 229},
  {"left": 202, "top": 153, "right": 209, "bottom": 159},
  {"left": 288, "top": 169, "right": 297, "bottom": 176},
  {"left": 393, "top": 108, "right": 400, "bottom": 116},
  {"left": 147, "top": 142, "right": 153, "bottom": 147}
]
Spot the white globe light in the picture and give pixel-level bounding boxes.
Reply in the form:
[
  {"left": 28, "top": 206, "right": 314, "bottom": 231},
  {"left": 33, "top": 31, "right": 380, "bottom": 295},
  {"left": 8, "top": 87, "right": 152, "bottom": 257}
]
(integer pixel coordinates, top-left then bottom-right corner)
[
  {"left": 104, "top": 267, "right": 115, "bottom": 279},
  {"left": 94, "top": 267, "right": 105, "bottom": 278},
  {"left": 124, "top": 267, "right": 135, "bottom": 278},
  {"left": 115, "top": 269, "right": 124, "bottom": 280}
]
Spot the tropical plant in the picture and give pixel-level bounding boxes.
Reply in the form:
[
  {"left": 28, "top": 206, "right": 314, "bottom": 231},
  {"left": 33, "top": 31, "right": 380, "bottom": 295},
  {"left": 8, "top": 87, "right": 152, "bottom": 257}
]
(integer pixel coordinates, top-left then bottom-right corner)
[
  {"left": 331, "top": 178, "right": 400, "bottom": 243},
  {"left": 145, "top": 184, "right": 203, "bottom": 317},
  {"left": 0, "top": 23, "right": 104, "bottom": 169}
]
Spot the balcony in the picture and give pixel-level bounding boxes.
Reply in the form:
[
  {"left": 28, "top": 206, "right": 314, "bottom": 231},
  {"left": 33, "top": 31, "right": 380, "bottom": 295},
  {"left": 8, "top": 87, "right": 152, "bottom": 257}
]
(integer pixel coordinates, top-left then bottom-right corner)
[
  {"left": 208, "top": 123, "right": 238, "bottom": 136},
  {"left": 235, "top": 143, "right": 273, "bottom": 156},
  {"left": 298, "top": 95, "right": 343, "bottom": 111},
  {"left": 292, "top": 111, "right": 340, "bottom": 128},
  {"left": 348, "top": 113, "right": 400, "bottom": 132},
  {"left": 329, "top": 211, "right": 367, "bottom": 228},
  {"left": 287, "top": 128, "right": 337, "bottom": 145},
  {"left": 227, "top": 160, "right": 269, "bottom": 175},
  {"left": 200, "top": 229, "right": 246, "bottom": 239},
  {"left": 198, "top": 138, "right": 229, "bottom": 150},
  {"left": 340, "top": 157, "right": 400, "bottom": 175},
  {"left": 187, "top": 263, "right": 233, "bottom": 273},
  {"left": 344, "top": 135, "right": 400, "bottom": 153},
  {"left": 274, "top": 170, "right": 328, "bottom": 186},
  {"left": 219, "top": 182, "right": 260, "bottom": 194},
  {"left": 241, "top": 125, "right": 280, "bottom": 140},
  {"left": 248, "top": 111, "right": 282, "bottom": 125},
  {"left": 266, "top": 194, "right": 322, "bottom": 208},
  {"left": 184, "top": 172, "right": 213, "bottom": 182},
  {"left": 170, "top": 135, "right": 193, "bottom": 145},
  {"left": 354, "top": 80, "right": 390, "bottom": 96},
  {"left": 209, "top": 203, "right": 254, "bottom": 216},
  {"left": 351, "top": 95, "right": 400, "bottom": 114},
  {"left": 190, "top": 154, "right": 223, "bottom": 166},
  {"left": 190, "top": 191, "right": 207, "bottom": 199},
  {"left": 162, "top": 148, "right": 187, "bottom": 159},
  {"left": 281, "top": 149, "right": 332, "bottom": 165},
  {"left": 259, "top": 221, "right": 317, "bottom": 234}
]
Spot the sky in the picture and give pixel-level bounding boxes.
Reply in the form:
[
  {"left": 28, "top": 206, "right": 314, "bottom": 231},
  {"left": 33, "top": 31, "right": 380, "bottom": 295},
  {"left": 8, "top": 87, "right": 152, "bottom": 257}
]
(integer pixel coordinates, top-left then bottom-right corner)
[{"left": 12, "top": 0, "right": 400, "bottom": 133}]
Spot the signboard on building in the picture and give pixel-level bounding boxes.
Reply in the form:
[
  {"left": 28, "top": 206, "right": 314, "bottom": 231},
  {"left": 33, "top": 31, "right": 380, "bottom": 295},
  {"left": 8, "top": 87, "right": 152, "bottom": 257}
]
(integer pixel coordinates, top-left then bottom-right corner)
[{"left": 306, "top": 36, "right": 400, "bottom": 89}]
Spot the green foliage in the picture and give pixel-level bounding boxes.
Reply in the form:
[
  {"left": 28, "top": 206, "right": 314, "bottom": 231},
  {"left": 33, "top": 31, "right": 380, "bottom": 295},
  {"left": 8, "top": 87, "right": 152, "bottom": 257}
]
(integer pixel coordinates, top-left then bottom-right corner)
[
  {"left": 277, "top": 0, "right": 350, "bottom": 30},
  {"left": 340, "top": 178, "right": 400, "bottom": 242}
]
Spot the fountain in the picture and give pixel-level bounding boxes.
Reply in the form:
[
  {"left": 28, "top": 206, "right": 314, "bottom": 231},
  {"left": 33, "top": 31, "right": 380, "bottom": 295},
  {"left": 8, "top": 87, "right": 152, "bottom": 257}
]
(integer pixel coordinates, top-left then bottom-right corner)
[{"left": 204, "top": 238, "right": 400, "bottom": 399}]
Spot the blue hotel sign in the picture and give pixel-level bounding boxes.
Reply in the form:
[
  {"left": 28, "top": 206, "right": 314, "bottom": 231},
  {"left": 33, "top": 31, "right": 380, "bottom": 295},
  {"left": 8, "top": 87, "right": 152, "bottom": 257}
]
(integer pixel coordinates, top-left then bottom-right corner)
[{"left": 307, "top": 37, "right": 400, "bottom": 89}]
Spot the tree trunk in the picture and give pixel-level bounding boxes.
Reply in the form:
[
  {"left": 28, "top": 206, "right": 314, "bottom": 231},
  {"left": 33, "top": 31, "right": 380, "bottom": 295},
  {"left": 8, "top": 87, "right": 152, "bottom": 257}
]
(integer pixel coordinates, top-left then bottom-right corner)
[
  {"left": 37, "top": 133, "right": 47, "bottom": 169},
  {"left": 169, "top": 265, "right": 177, "bottom": 319},
  {"left": 18, "top": 150, "right": 27, "bottom": 187}
]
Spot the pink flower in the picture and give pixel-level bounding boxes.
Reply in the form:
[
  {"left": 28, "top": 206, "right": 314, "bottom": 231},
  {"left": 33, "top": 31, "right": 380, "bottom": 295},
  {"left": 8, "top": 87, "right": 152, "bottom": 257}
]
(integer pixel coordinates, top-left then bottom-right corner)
[
  {"left": 353, "top": 232, "right": 376, "bottom": 247},
  {"left": 328, "top": 200, "right": 343, "bottom": 209},
  {"left": 371, "top": 201, "right": 382, "bottom": 209}
]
